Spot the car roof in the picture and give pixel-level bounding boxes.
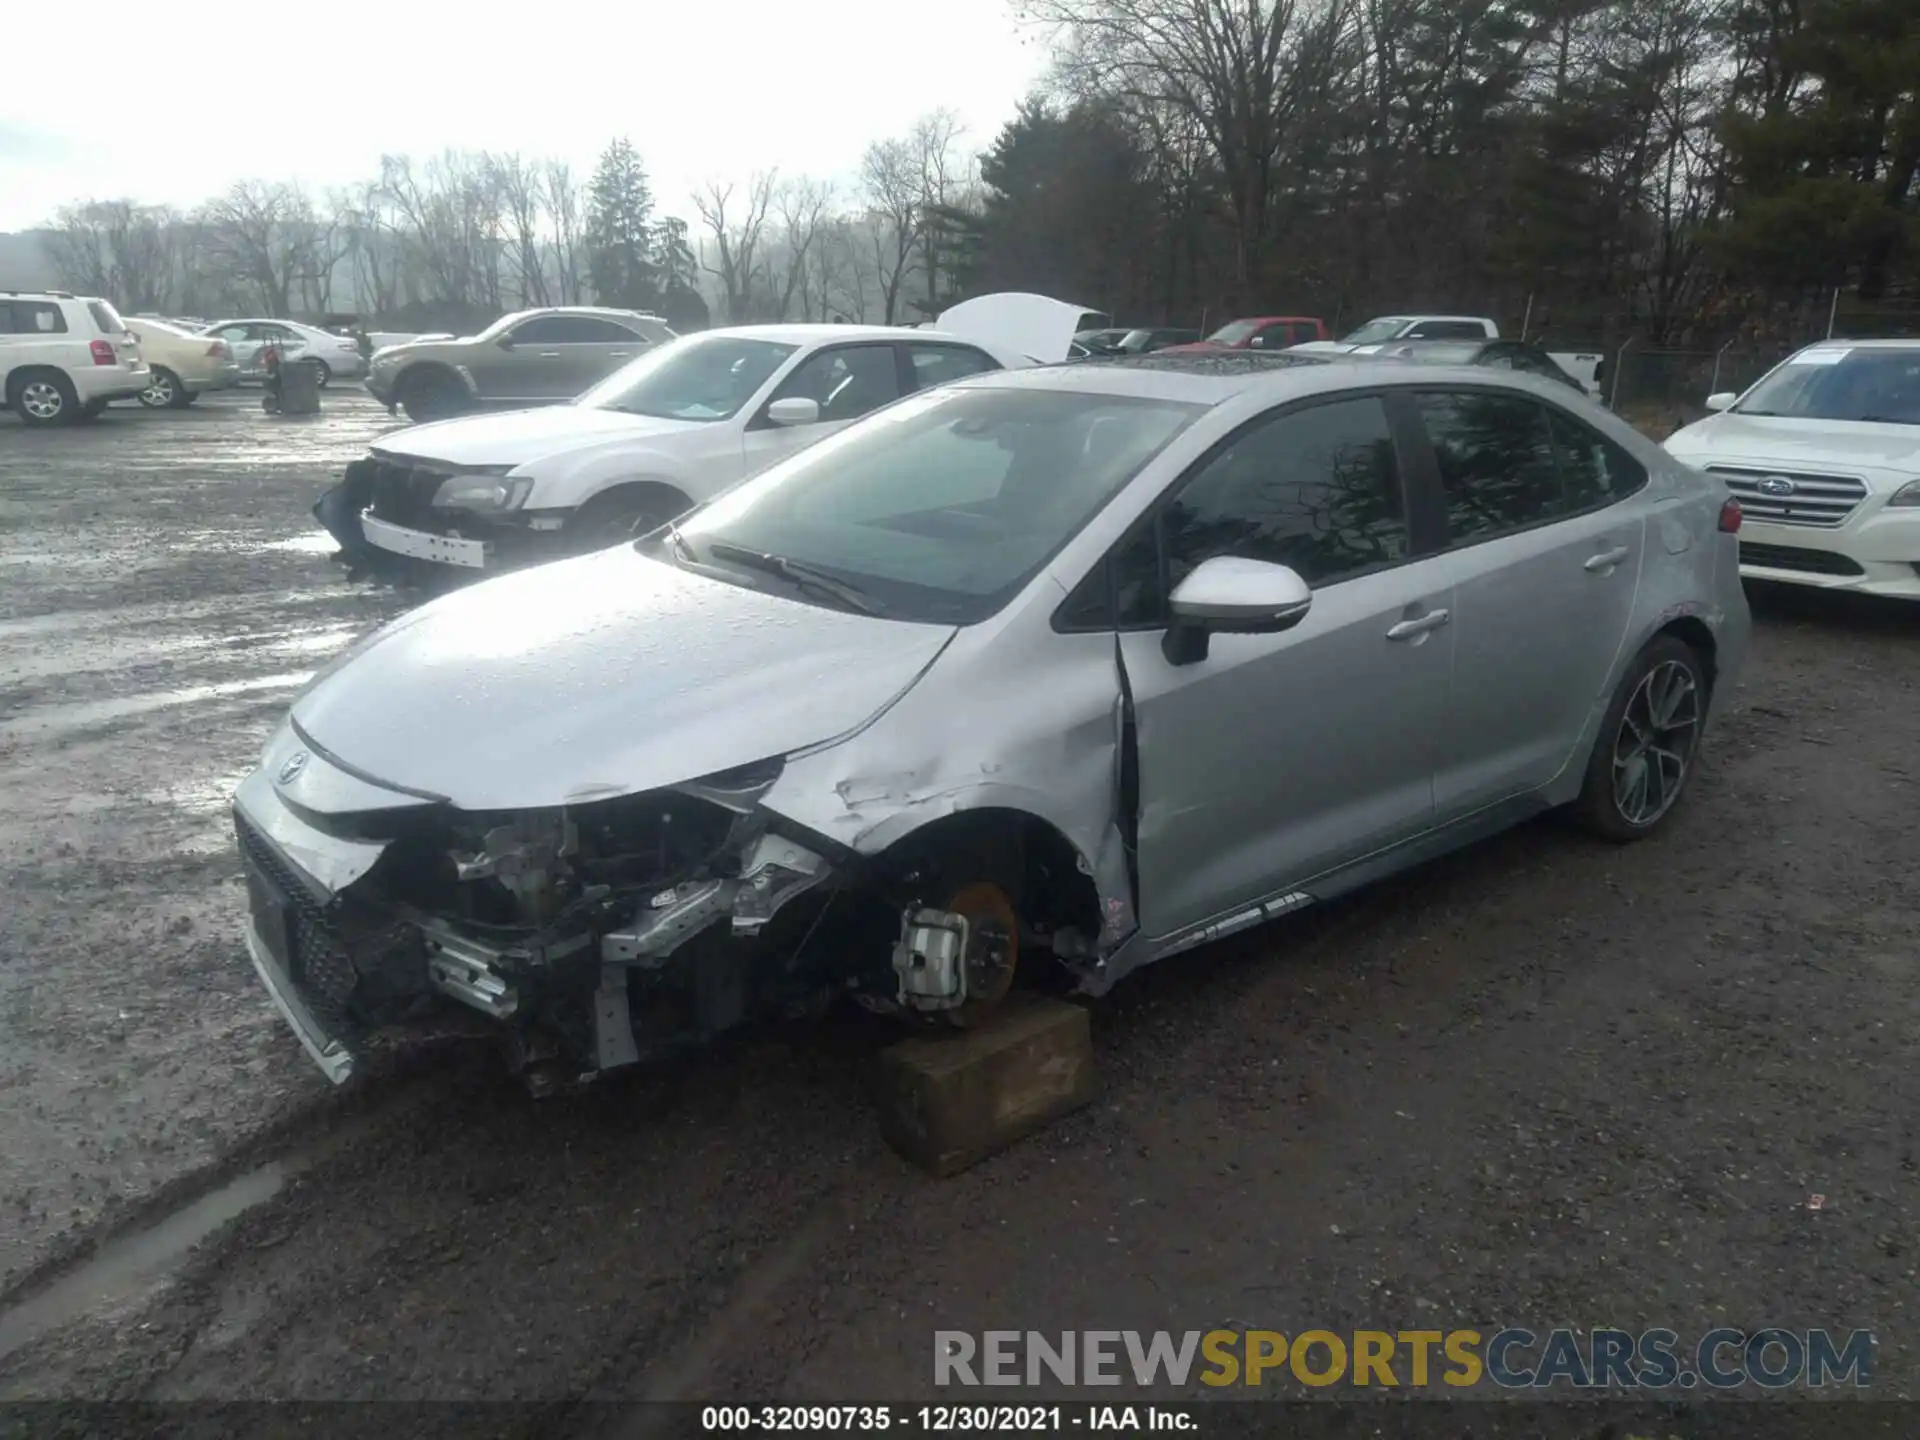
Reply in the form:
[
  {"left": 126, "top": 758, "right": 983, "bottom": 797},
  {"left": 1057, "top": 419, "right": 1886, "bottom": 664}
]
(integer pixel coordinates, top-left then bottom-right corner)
[
  {"left": 955, "top": 353, "right": 1584, "bottom": 409},
  {"left": 1791, "top": 339, "right": 1920, "bottom": 352},
  {"left": 1221, "top": 315, "right": 1320, "bottom": 325}
]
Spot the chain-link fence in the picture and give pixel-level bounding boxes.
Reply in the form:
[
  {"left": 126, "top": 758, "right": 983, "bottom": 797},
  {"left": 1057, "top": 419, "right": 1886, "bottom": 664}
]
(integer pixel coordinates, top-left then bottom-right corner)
[{"left": 1604, "top": 343, "right": 1798, "bottom": 415}]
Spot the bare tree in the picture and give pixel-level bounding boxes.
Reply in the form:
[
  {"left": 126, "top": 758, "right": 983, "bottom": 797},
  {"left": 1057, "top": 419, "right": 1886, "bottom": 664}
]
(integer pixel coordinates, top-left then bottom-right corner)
[
  {"left": 543, "top": 160, "right": 584, "bottom": 304},
  {"left": 1027, "top": 0, "right": 1356, "bottom": 294},
  {"left": 911, "top": 110, "right": 969, "bottom": 312},
  {"left": 196, "top": 181, "right": 329, "bottom": 315},
  {"left": 492, "top": 154, "right": 552, "bottom": 307},
  {"left": 859, "top": 138, "right": 923, "bottom": 322},
  {"left": 772, "top": 178, "right": 834, "bottom": 319},
  {"left": 693, "top": 172, "right": 778, "bottom": 322},
  {"left": 46, "top": 201, "right": 178, "bottom": 310}
]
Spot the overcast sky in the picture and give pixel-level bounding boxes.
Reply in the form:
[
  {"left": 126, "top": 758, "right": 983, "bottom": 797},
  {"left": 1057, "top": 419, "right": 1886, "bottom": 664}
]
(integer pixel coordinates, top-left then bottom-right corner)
[{"left": 0, "top": 0, "right": 1051, "bottom": 232}]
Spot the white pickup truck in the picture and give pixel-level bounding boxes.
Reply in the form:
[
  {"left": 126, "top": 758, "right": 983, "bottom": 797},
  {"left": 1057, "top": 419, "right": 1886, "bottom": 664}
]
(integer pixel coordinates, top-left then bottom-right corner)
[{"left": 1294, "top": 315, "right": 1606, "bottom": 397}]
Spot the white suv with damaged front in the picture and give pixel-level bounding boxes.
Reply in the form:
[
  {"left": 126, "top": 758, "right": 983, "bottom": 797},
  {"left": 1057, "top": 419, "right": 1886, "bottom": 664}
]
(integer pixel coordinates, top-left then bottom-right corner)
[
  {"left": 1664, "top": 340, "right": 1920, "bottom": 598},
  {"left": 234, "top": 352, "right": 1748, "bottom": 1090}
]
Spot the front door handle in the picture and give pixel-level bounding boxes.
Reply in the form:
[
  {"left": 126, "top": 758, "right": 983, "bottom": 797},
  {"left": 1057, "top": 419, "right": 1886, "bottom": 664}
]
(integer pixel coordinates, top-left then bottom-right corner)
[
  {"left": 609, "top": 351, "right": 631, "bottom": 359},
  {"left": 1386, "top": 608, "right": 1450, "bottom": 641},
  {"left": 1584, "top": 545, "right": 1631, "bottom": 572},
  {"left": 537, "top": 350, "right": 562, "bottom": 359}
]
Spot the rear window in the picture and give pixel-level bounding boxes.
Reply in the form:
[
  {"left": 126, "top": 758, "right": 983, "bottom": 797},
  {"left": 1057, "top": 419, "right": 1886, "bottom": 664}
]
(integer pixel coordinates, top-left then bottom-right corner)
[
  {"left": 1, "top": 301, "right": 69, "bottom": 335},
  {"left": 88, "top": 301, "right": 128, "bottom": 334}
]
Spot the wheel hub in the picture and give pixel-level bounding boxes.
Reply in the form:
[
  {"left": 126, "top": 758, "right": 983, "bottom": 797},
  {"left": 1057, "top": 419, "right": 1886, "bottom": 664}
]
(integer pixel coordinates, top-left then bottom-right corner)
[{"left": 1611, "top": 660, "right": 1700, "bottom": 828}]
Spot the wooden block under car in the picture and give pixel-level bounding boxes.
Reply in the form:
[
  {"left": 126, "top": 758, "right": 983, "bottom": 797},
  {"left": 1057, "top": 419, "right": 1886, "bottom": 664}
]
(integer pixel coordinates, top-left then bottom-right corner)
[{"left": 872, "top": 994, "right": 1098, "bottom": 1177}]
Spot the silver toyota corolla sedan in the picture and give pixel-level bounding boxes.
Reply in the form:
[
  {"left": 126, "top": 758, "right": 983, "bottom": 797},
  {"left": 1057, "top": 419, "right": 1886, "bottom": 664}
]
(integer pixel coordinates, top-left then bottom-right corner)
[{"left": 232, "top": 353, "right": 1750, "bottom": 1088}]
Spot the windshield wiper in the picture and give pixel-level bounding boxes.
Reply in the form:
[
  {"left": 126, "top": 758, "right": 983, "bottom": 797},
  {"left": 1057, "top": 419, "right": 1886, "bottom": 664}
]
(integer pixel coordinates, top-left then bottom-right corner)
[
  {"left": 704, "top": 541, "right": 882, "bottom": 616},
  {"left": 663, "top": 521, "right": 697, "bottom": 564}
]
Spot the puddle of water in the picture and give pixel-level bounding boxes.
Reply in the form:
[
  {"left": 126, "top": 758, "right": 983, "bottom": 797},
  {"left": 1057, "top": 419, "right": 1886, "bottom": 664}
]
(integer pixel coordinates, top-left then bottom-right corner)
[
  {"left": 0, "top": 672, "right": 310, "bottom": 740},
  {"left": 261, "top": 533, "right": 338, "bottom": 556},
  {"left": 0, "top": 1163, "right": 288, "bottom": 1362}
]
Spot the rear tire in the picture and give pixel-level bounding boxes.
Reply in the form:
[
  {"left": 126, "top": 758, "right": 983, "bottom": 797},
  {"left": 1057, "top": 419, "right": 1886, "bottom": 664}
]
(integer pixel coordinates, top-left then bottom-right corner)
[
  {"left": 399, "top": 369, "right": 469, "bottom": 424},
  {"left": 1573, "top": 635, "right": 1708, "bottom": 842},
  {"left": 12, "top": 371, "right": 77, "bottom": 426},
  {"left": 139, "top": 367, "right": 187, "bottom": 409},
  {"left": 311, "top": 359, "right": 332, "bottom": 387}
]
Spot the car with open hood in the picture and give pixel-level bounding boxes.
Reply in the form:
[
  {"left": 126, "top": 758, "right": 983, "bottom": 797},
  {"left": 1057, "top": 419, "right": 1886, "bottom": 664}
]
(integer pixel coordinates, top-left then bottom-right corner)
[
  {"left": 236, "top": 349, "right": 1748, "bottom": 1092},
  {"left": 313, "top": 293, "right": 1093, "bottom": 580},
  {"left": 1663, "top": 340, "right": 1920, "bottom": 599}
]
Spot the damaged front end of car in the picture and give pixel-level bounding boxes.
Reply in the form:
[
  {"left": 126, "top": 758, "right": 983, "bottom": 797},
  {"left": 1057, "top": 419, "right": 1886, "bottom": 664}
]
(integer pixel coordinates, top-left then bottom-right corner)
[{"left": 233, "top": 739, "right": 884, "bottom": 1092}]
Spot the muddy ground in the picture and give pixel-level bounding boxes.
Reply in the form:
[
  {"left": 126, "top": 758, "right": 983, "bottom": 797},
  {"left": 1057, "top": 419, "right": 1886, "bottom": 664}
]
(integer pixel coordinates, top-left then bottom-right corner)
[{"left": 0, "top": 390, "right": 1917, "bottom": 1424}]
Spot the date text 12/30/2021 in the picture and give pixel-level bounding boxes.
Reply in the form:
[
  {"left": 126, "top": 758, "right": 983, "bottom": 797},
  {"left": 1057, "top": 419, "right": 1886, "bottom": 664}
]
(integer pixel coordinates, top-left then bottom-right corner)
[{"left": 701, "top": 1406, "right": 1194, "bottom": 1432}]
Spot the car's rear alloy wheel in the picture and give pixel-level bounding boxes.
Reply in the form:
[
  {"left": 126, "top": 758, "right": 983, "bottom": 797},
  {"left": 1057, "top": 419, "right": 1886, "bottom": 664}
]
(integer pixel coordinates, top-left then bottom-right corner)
[
  {"left": 1576, "top": 636, "right": 1706, "bottom": 841},
  {"left": 139, "top": 368, "right": 181, "bottom": 408},
  {"left": 15, "top": 375, "right": 74, "bottom": 425},
  {"left": 311, "top": 359, "right": 332, "bottom": 387}
]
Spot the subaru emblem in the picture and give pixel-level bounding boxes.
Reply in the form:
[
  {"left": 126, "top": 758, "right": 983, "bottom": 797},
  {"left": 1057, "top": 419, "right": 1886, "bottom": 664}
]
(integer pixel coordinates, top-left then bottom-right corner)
[
  {"left": 277, "top": 751, "right": 309, "bottom": 785},
  {"left": 1757, "top": 475, "right": 1796, "bottom": 497}
]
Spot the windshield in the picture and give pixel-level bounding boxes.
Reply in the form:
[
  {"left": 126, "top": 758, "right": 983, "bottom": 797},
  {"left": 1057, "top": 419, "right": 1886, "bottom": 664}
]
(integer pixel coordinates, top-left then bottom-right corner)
[
  {"left": 1735, "top": 347, "right": 1920, "bottom": 425},
  {"left": 1206, "top": 321, "right": 1259, "bottom": 345},
  {"left": 1339, "top": 317, "right": 1412, "bottom": 345},
  {"left": 668, "top": 384, "right": 1203, "bottom": 624},
  {"left": 578, "top": 335, "right": 799, "bottom": 421}
]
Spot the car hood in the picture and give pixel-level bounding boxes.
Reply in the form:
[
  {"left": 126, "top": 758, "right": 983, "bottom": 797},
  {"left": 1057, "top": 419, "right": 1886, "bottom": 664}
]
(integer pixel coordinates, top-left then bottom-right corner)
[
  {"left": 373, "top": 405, "right": 702, "bottom": 469},
  {"left": 290, "top": 545, "right": 956, "bottom": 812},
  {"left": 1665, "top": 412, "right": 1920, "bottom": 482},
  {"left": 935, "top": 293, "right": 1089, "bottom": 364}
]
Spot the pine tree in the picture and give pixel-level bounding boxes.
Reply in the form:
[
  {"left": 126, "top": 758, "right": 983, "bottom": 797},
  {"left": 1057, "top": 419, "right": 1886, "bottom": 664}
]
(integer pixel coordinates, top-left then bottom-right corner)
[{"left": 585, "top": 137, "right": 661, "bottom": 309}]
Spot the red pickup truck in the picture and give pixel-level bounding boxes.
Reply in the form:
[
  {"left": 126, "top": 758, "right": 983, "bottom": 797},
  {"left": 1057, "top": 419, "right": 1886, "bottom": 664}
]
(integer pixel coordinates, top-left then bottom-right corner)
[{"left": 1163, "top": 316, "right": 1330, "bottom": 353}]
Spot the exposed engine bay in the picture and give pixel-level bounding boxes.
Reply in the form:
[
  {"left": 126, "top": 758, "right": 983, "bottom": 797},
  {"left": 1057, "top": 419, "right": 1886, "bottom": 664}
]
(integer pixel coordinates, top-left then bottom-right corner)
[{"left": 236, "top": 754, "right": 1092, "bottom": 1092}]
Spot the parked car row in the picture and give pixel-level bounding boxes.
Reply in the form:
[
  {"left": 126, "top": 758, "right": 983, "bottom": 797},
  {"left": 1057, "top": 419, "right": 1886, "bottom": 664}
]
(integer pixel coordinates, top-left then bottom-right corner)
[{"left": 2, "top": 289, "right": 379, "bottom": 424}]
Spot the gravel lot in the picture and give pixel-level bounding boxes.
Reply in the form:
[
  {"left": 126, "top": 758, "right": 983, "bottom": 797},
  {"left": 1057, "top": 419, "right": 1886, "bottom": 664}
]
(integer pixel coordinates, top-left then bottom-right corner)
[{"left": 1, "top": 389, "right": 1917, "bottom": 1422}]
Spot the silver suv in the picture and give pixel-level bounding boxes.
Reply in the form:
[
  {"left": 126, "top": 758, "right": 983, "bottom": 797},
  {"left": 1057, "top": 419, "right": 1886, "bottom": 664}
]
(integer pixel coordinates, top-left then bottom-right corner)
[
  {"left": 364, "top": 306, "right": 676, "bottom": 422},
  {"left": 1, "top": 291, "right": 148, "bottom": 426}
]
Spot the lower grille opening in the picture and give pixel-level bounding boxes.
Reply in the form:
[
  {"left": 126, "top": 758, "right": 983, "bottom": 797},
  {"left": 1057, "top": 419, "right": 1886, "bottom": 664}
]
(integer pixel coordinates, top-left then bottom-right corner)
[{"left": 1739, "top": 542, "right": 1865, "bottom": 577}]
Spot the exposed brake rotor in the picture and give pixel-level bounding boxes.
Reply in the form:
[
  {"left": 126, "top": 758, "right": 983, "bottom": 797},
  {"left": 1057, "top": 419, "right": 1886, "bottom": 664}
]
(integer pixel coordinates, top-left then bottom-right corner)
[{"left": 943, "top": 881, "right": 1019, "bottom": 1029}]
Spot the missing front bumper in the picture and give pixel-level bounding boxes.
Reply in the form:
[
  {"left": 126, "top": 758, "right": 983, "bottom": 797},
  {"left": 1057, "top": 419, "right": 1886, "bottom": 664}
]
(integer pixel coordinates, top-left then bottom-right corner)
[{"left": 242, "top": 916, "right": 356, "bottom": 1085}]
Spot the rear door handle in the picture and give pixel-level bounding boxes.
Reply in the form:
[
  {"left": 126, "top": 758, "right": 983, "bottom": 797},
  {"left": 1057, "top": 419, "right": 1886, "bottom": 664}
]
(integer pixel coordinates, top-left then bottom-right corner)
[
  {"left": 1386, "top": 608, "right": 1450, "bottom": 641},
  {"left": 537, "top": 351, "right": 562, "bottom": 359},
  {"left": 609, "top": 351, "right": 631, "bottom": 359},
  {"left": 1584, "top": 545, "right": 1631, "bottom": 572}
]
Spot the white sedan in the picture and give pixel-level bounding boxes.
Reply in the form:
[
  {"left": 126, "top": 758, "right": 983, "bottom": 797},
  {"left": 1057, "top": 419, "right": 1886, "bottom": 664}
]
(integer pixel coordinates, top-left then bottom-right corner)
[
  {"left": 1664, "top": 340, "right": 1920, "bottom": 599},
  {"left": 313, "top": 294, "right": 1091, "bottom": 577},
  {"left": 198, "top": 318, "right": 368, "bottom": 384}
]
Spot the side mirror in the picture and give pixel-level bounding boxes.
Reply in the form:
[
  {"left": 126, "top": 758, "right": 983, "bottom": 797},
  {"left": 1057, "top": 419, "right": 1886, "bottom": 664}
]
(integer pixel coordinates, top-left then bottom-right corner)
[
  {"left": 496, "top": 333, "right": 516, "bottom": 349},
  {"left": 1162, "top": 556, "right": 1313, "bottom": 665},
  {"left": 766, "top": 396, "right": 821, "bottom": 427},
  {"left": 1704, "top": 391, "right": 1736, "bottom": 412},
  {"left": 1247, "top": 333, "right": 1270, "bottom": 349}
]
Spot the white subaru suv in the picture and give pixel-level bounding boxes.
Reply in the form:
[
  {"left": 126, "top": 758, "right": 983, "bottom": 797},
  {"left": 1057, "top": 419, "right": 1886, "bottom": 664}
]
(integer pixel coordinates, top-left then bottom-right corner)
[
  {"left": 1664, "top": 340, "right": 1920, "bottom": 599},
  {"left": 1, "top": 290, "right": 149, "bottom": 426}
]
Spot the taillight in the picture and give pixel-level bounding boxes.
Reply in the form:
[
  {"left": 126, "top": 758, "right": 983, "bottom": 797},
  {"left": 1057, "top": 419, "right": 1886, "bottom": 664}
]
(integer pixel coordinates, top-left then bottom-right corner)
[
  {"left": 89, "top": 340, "right": 116, "bottom": 366},
  {"left": 1718, "top": 498, "right": 1742, "bottom": 534},
  {"left": 207, "top": 340, "right": 231, "bottom": 359}
]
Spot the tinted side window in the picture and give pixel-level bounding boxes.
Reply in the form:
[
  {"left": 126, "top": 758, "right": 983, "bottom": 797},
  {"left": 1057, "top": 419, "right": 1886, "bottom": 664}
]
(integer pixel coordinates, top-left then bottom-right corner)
[
  {"left": 1407, "top": 320, "right": 1490, "bottom": 340},
  {"left": 508, "top": 316, "right": 569, "bottom": 344},
  {"left": 1546, "top": 407, "right": 1649, "bottom": 510},
  {"left": 907, "top": 343, "right": 998, "bottom": 389},
  {"left": 553, "top": 317, "right": 638, "bottom": 343},
  {"left": 770, "top": 344, "right": 902, "bottom": 422},
  {"left": 1113, "top": 396, "right": 1407, "bottom": 626},
  {"left": 1415, "top": 391, "right": 1563, "bottom": 542},
  {"left": 7, "top": 302, "right": 68, "bottom": 335}
]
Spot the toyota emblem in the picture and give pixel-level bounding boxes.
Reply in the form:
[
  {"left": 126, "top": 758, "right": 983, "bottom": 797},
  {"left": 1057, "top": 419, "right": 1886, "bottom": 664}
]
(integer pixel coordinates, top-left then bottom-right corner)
[
  {"left": 1757, "top": 475, "right": 1797, "bottom": 497},
  {"left": 277, "top": 751, "right": 309, "bottom": 785}
]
